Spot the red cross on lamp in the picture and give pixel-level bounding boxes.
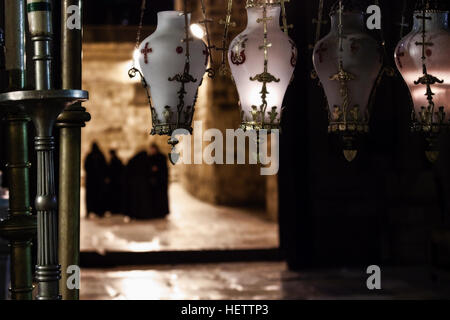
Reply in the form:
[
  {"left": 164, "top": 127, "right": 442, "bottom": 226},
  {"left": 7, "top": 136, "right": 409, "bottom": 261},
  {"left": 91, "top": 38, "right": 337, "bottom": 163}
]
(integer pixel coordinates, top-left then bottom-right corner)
[{"left": 140, "top": 43, "right": 152, "bottom": 64}]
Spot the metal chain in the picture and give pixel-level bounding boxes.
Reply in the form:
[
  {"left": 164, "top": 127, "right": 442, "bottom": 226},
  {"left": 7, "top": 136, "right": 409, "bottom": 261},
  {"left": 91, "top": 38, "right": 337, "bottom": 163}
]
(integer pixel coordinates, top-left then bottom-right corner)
[
  {"left": 129, "top": 0, "right": 152, "bottom": 111},
  {"left": 199, "top": 0, "right": 216, "bottom": 77},
  {"left": 373, "top": 0, "right": 394, "bottom": 74},
  {"left": 182, "top": 0, "right": 191, "bottom": 69},
  {"left": 310, "top": 0, "right": 326, "bottom": 79},
  {"left": 367, "top": 0, "right": 395, "bottom": 114},
  {"left": 338, "top": 1, "right": 344, "bottom": 54},
  {"left": 310, "top": 0, "right": 326, "bottom": 49},
  {"left": 279, "top": 0, "right": 293, "bottom": 34},
  {"left": 248, "top": 0, "right": 280, "bottom": 131},
  {"left": 217, "top": 0, "right": 235, "bottom": 75},
  {"left": 132, "top": 0, "right": 147, "bottom": 69},
  {"left": 398, "top": 0, "right": 409, "bottom": 39}
]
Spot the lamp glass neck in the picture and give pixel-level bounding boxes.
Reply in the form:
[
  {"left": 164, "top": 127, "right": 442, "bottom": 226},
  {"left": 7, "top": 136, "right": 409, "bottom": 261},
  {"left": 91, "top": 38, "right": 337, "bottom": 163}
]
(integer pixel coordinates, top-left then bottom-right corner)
[
  {"left": 330, "top": 11, "right": 365, "bottom": 34},
  {"left": 412, "top": 11, "right": 449, "bottom": 31}
]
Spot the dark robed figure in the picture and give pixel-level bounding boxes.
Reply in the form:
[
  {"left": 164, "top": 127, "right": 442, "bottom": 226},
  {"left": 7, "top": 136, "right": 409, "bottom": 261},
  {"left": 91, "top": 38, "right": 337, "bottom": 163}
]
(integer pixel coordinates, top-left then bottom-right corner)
[
  {"left": 85, "top": 142, "right": 108, "bottom": 217},
  {"left": 107, "top": 150, "right": 125, "bottom": 214},
  {"left": 124, "top": 143, "right": 169, "bottom": 219}
]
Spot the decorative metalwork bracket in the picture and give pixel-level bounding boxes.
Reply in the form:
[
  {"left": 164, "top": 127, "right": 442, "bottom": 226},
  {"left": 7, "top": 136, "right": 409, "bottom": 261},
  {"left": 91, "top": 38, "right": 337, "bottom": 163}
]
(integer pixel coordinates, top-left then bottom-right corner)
[
  {"left": 246, "top": 0, "right": 281, "bottom": 131},
  {"left": 329, "top": 56, "right": 361, "bottom": 162},
  {"left": 167, "top": 3, "right": 198, "bottom": 133},
  {"left": 412, "top": 6, "right": 448, "bottom": 136},
  {"left": 410, "top": 2, "right": 448, "bottom": 162}
]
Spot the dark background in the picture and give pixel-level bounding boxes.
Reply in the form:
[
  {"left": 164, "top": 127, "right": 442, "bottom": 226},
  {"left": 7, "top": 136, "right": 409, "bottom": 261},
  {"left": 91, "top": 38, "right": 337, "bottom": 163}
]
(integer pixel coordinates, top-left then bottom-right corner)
[
  {"left": 280, "top": 0, "right": 450, "bottom": 269},
  {"left": 1, "top": 0, "right": 449, "bottom": 272},
  {"left": 83, "top": 0, "right": 173, "bottom": 26}
]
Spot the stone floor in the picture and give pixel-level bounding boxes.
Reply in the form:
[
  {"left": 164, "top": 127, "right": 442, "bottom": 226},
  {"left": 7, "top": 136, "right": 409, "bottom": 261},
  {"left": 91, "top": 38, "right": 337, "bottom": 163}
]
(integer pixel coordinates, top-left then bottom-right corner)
[
  {"left": 81, "top": 183, "right": 278, "bottom": 253},
  {"left": 80, "top": 262, "right": 450, "bottom": 300}
]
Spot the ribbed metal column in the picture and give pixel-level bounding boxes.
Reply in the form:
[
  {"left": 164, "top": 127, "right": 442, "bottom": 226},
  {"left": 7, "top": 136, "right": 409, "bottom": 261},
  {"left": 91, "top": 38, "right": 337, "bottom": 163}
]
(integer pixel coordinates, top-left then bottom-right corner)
[
  {"left": 34, "top": 135, "right": 60, "bottom": 300},
  {"left": 0, "top": 0, "right": 36, "bottom": 300},
  {"left": 57, "top": 0, "right": 90, "bottom": 300},
  {"left": 26, "top": 0, "right": 60, "bottom": 300}
]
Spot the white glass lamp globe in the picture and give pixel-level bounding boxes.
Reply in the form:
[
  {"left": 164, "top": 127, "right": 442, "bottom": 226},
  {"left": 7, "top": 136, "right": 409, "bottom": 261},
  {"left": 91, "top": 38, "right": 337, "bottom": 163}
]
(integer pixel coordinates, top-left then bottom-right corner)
[
  {"left": 137, "top": 11, "right": 208, "bottom": 135},
  {"left": 312, "top": 0, "right": 383, "bottom": 161},
  {"left": 228, "top": 2, "right": 297, "bottom": 131}
]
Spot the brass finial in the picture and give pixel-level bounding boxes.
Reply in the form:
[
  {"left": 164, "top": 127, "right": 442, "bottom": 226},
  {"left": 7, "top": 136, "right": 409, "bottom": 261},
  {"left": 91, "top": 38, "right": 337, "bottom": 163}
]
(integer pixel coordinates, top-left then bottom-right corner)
[
  {"left": 343, "top": 150, "right": 358, "bottom": 162},
  {"left": 248, "top": 0, "right": 280, "bottom": 130}
]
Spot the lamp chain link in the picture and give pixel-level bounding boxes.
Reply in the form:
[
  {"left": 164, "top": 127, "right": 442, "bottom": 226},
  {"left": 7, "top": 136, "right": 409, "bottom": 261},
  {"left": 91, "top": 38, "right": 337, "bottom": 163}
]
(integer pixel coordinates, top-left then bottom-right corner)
[
  {"left": 199, "top": 0, "right": 216, "bottom": 78},
  {"left": 367, "top": 0, "right": 395, "bottom": 114},
  {"left": 133, "top": 0, "right": 147, "bottom": 70},
  {"left": 398, "top": 0, "right": 409, "bottom": 39},
  {"left": 217, "top": 0, "right": 236, "bottom": 76},
  {"left": 310, "top": 0, "right": 326, "bottom": 80},
  {"left": 279, "top": 0, "right": 293, "bottom": 34},
  {"left": 128, "top": 0, "right": 153, "bottom": 112}
]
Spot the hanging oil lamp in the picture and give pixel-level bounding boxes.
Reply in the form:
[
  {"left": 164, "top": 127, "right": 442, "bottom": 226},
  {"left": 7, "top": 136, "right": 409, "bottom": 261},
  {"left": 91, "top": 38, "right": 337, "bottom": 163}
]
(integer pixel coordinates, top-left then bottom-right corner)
[
  {"left": 394, "top": 0, "right": 450, "bottom": 162},
  {"left": 227, "top": 0, "right": 296, "bottom": 131},
  {"left": 313, "top": 0, "right": 383, "bottom": 162},
  {"left": 129, "top": 0, "right": 208, "bottom": 146}
]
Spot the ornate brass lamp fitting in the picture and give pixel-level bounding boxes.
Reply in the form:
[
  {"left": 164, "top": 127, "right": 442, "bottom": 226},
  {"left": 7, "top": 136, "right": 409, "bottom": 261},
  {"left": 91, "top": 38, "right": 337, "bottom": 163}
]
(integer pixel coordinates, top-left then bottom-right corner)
[
  {"left": 246, "top": 1, "right": 280, "bottom": 132},
  {"left": 411, "top": 1, "right": 448, "bottom": 162}
]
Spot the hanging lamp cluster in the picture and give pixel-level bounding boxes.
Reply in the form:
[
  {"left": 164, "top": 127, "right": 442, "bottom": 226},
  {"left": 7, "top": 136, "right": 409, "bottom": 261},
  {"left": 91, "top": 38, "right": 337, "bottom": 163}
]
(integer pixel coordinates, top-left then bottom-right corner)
[
  {"left": 129, "top": 0, "right": 296, "bottom": 154},
  {"left": 129, "top": 0, "right": 450, "bottom": 164},
  {"left": 312, "top": 0, "right": 450, "bottom": 162}
]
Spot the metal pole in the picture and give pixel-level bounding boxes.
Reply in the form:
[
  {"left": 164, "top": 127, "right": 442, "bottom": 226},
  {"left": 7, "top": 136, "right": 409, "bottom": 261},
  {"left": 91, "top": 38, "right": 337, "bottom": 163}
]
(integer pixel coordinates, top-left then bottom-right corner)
[
  {"left": 3, "top": 114, "right": 35, "bottom": 300},
  {"left": 5, "top": 0, "right": 26, "bottom": 89},
  {"left": 57, "top": 0, "right": 90, "bottom": 300},
  {"left": 0, "top": 0, "right": 36, "bottom": 300},
  {"left": 27, "top": 0, "right": 53, "bottom": 90},
  {"left": 26, "top": 0, "right": 60, "bottom": 300}
]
